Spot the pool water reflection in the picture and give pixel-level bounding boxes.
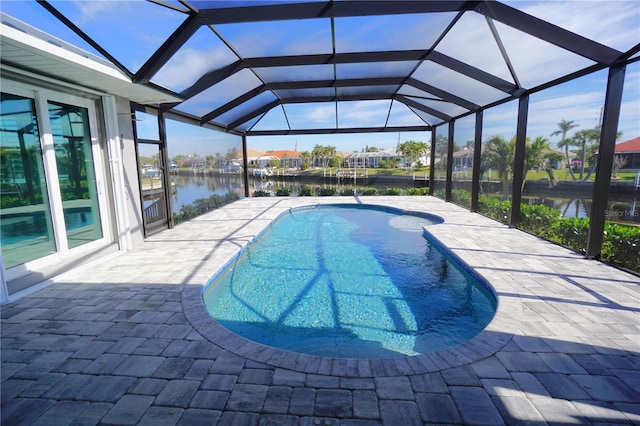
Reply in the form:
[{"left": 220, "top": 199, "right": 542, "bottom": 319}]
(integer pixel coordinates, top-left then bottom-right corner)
[{"left": 203, "top": 205, "right": 496, "bottom": 358}]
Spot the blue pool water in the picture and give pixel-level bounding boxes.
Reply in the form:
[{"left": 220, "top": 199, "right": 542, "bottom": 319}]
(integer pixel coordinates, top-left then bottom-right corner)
[{"left": 203, "top": 205, "right": 496, "bottom": 358}]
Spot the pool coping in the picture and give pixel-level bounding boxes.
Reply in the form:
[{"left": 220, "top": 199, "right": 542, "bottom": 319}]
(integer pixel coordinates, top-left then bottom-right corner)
[{"left": 181, "top": 199, "right": 523, "bottom": 376}]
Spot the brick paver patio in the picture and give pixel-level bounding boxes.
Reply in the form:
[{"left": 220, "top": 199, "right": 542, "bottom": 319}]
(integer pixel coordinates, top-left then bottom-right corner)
[{"left": 2, "top": 197, "right": 638, "bottom": 425}]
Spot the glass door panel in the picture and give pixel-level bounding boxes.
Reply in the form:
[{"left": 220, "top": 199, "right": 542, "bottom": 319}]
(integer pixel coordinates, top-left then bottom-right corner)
[
  {"left": 48, "top": 102, "right": 102, "bottom": 249},
  {"left": 0, "top": 93, "right": 56, "bottom": 268}
]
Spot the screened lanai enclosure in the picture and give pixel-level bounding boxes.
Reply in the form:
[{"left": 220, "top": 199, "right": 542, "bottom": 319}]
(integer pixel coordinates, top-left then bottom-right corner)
[{"left": 1, "top": 0, "right": 638, "bottom": 276}]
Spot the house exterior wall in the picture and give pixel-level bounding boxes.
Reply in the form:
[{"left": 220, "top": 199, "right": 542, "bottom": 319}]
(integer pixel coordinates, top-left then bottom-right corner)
[
  {"left": 280, "top": 156, "right": 301, "bottom": 168},
  {"left": 115, "top": 96, "right": 145, "bottom": 247}
]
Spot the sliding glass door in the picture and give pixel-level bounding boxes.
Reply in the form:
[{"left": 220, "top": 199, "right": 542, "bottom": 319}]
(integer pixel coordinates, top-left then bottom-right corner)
[{"left": 1, "top": 84, "right": 109, "bottom": 273}]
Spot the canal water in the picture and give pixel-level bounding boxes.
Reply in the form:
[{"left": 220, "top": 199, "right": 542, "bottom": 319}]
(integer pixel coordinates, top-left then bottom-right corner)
[
  {"left": 169, "top": 173, "right": 639, "bottom": 224},
  {"left": 169, "top": 173, "right": 417, "bottom": 214}
]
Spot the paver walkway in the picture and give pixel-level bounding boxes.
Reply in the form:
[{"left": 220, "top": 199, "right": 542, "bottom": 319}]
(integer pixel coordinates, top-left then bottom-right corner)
[{"left": 2, "top": 197, "right": 638, "bottom": 425}]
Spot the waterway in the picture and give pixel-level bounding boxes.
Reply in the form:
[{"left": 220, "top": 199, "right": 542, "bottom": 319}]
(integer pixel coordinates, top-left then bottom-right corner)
[
  {"left": 168, "top": 172, "right": 418, "bottom": 213},
  {"left": 168, "top": 173, "right": 639, "bottom": 224}
]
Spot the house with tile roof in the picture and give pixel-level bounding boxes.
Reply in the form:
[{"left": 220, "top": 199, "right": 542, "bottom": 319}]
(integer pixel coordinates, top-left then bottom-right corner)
[
  {"left": 243, "top": 148, "right": 279, "bottom": 168},
  {"left": 266, "top": 150, "right": 301, "bottom": 168}
]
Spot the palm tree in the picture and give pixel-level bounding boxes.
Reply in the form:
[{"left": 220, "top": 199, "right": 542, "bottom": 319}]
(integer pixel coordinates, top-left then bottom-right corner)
[
  {"left": 434, "top": 135, "right": 448, "bottom": 168},
  {"left": 397, "top": 140, "right": 429, "bottom": 170},
  {"left": 311, "top": 145, "right": 336, "bottom": 168},
  {"left": 524, "top": 136, "right": 564, "bottom": 189},
  {"left": 482, "top": 136, "right": 514, "bottom": 199},
  {"left": 225, "top": 147, "right": 238, "bottom": 161},
  {"left": 299, "top": 151, "right": 311, "bottom": 169},
  {"left": 325, "top": 145, "right": 337, "bottom": 168},
  {"left": 572, "top": 128, "right": 600, "bottom": 180},
  {"left": 550, "top": 119, "right": 579, "bottom": 180},
  {"left": 311, "top": 145, "right": 323, "bottom": 168}
]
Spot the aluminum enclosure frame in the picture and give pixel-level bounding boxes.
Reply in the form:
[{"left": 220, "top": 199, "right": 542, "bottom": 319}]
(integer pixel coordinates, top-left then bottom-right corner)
[{"left": 29, "top": 0, "right": 639, "bottom": 264}]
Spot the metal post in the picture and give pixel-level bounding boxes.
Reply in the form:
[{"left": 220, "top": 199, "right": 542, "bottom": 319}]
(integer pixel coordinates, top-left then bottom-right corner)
[
  {"left": 428, "top": 128, "right": 436, "bottom": 195},
  {"left": 445, "top": 120, "right": 455, "bottom": 202},
  {"left": 510, "top": 94, "right": 529, "bottom": 228},
  {"left": 471, "top": 110, "right": 483, "bottom": 212},
  {"left": 242, "top": 133, "right": 250, "bottom": 198},
  {"left": 158, "top": 112, "right": 173, "bottom": 228},
  {"left": 586, "top": 64, "right": 626, "bottom": 259}
]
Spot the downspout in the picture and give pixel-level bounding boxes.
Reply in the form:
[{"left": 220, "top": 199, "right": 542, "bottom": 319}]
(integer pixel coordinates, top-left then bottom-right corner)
[{"left": 102, "top": 95, "right": 132, "bottom": 251}]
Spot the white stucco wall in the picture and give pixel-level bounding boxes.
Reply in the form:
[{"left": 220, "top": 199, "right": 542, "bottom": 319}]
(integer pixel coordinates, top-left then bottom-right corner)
[{"left": 115, "top": 96, "right": 145, "bottom": 248}]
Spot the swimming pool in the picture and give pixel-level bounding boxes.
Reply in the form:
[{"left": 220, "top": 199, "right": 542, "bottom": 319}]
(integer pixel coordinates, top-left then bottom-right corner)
[{"left": 203, "top": 205, "right": 496, "bottom": 358}]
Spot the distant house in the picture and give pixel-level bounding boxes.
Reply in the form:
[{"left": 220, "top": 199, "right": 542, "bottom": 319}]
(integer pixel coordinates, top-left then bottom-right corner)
[
  {"left": 543, "top": 148, "right": 567, "bottom": 170},
  {"left": 210, "top": 156, "right": 228, "bottom": 168},
  {"left": 184, "top": 156, "right": 205, "bottom": 169},
  {"left": 614, "top": 137, "right": 640, "bottom": 170},
  {"left": 267, "top": 150, "right": 301, "bottom": 168},
  {"left": 243, "top": 148, "right": 278, "bottom": 168},
  {"left": 345, "top": 148, "right": 398, "bottom": 168},
  {"left": 453, "top": 148, "right": 474, "bottom": 170}
]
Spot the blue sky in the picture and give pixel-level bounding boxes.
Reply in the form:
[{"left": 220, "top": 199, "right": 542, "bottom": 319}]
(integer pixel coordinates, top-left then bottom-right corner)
[{"left": 2, "top": 0, "right": 638, "bottom": 155}]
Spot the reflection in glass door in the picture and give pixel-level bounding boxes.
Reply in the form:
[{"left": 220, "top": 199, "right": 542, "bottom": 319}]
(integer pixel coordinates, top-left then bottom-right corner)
[
  {"left": 48, "top": 102, "right": 103, "bottom": 249},
  {"left": 138, "top": 142, "right": 169, "bottom": 234},
  {"left": 0, "top": 93, "right": 56, "bottom": 268}
]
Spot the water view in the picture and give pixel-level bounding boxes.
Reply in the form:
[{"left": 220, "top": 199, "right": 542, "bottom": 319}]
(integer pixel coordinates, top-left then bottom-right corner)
[{"left": 169, "top": 173, "right": 639, "bottom": 224}]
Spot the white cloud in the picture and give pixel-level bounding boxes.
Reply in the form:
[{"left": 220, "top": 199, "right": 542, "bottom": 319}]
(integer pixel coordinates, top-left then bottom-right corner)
[
  {"left": 496, "top": 22, "right": 595, "bottom": 87},
  {"left": 431, "top": 2, "right": 637, "bottom": 90},
  {"left": 154, "top": 47, "right": 237, "bottom": 91},
  {"left": 248, "top": 131, "right": 430, "bottom": 154},
  {"left": 165, "top": 118, "right": 242, "bottom": 156},
  {"left": 296, "top": 104, "right": 335, "bottom": 126},
  {"left": 283, "top": 27, "right": 333, "bottom": 56},
  {"left": 413, "top": 62, "right": 508, "bottom": 106},
  {"left": 73, "top": 0, "right": 121, "bottom": 25},
  {"left": 481, "top": 101, "right": 520, "bottom": 138},
  {"left": 622, "top": 68, "right": 640, "bottom": 97},
  {"left": 437, "top": 13, "right": 514, "bottom": 82},
  {"left": 338, "top": 100, "right": 390, "bottom": 127},
  {"left": 513, "top": 1, "right": 640, "bottom": 52},
  {"left": 388, "top": 104, "right": 429, "bottom": 127},
  {"left": 307, "top": 106, "right": 335, "bottom": 124},
  {"left": 218, "top": 19, "right": 331, "bottom": 57},
  {"left": 336, "top": 13, "right": 455, "bottom": 53},
  {"left": 177, "top": 69, "right": 263, "bottom": 116},
  {"left": 251, "top": 107, "right": 288, "bottom": 131}
]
